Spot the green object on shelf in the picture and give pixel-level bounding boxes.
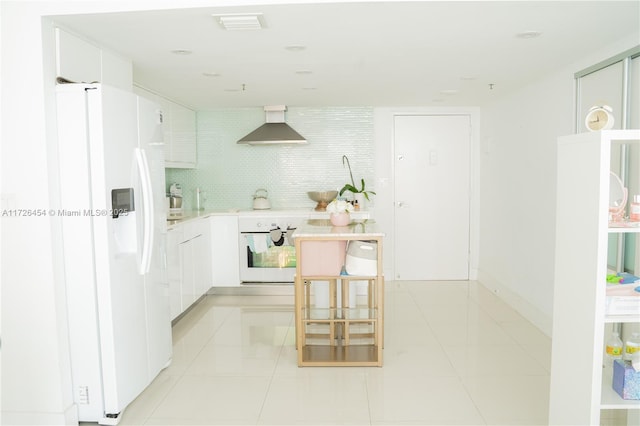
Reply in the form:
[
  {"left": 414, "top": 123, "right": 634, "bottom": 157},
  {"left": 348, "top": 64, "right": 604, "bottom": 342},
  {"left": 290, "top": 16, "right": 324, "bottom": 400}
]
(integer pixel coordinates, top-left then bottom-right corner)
[
  {"left": 606, "top": 272, "right": 640, "bottom": 284},
  {"left": 607, "top": 274, "right": 623, "bottom": 283}
]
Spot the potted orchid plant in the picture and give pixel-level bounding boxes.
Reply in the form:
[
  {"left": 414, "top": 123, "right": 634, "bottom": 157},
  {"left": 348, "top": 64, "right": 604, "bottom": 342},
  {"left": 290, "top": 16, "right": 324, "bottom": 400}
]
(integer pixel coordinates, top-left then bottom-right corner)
[
  {"left": 326, "top": 199, "right": 354, "bottom": 226},
  {"left": 339, "top": 155, "right": 376, "bottom": 208}
]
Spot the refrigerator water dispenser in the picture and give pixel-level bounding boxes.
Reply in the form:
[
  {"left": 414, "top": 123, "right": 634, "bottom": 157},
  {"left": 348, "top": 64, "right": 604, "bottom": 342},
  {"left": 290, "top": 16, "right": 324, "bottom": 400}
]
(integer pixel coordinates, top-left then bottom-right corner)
[{"left": 111, "top": 188, "right": 137, "bottom": 254}]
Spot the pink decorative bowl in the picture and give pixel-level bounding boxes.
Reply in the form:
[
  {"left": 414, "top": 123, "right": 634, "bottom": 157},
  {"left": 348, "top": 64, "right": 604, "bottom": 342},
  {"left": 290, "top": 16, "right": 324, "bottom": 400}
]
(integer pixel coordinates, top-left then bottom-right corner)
[{"left": 330, "top": 212, "right": 351, "bottom": 226}]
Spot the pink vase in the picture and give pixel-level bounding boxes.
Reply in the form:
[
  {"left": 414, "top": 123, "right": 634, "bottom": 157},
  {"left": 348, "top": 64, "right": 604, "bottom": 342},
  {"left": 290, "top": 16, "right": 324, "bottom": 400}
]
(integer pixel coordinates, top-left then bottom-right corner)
[{"left": 330, "top": 212, "right": 351, "bottom": 226}]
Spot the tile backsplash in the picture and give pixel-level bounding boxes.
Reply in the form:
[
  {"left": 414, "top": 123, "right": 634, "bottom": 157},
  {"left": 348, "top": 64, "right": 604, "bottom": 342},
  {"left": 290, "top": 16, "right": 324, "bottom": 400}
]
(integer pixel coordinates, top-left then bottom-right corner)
[{"left": 166, "top": 107, "right": 374, "bottom": 211}]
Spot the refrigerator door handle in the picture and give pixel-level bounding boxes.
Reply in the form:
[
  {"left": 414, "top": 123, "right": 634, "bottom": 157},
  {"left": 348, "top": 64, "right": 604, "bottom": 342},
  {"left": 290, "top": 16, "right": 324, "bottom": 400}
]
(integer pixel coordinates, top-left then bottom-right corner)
[{"left": 135, "top": 148, "right": 154, "bottom": 274}]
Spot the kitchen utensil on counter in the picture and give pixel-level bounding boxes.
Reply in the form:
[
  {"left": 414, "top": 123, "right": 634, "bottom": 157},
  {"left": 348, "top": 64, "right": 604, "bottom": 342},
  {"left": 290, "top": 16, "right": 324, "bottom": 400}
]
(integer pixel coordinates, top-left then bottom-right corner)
[
  {"left": 307, "top": 190, "right": 338, "bottom": 211},
  {"left": 169, "top": 195, "right": 182, "bottom": 209},
  {"left": 252, "top": 188, "right": 271, "bottom": 210},
  {"left": 169, "top": 182, "right": 183, "bottom": 216},
  {"left": 195, "top": 187, "right": 206, "bottom": 210},
  {"left": 169, "top": 183, "right": 182, "bottom": 196},
  {"left": 168, "top": 195, "right": 182, "bottom": 217}
]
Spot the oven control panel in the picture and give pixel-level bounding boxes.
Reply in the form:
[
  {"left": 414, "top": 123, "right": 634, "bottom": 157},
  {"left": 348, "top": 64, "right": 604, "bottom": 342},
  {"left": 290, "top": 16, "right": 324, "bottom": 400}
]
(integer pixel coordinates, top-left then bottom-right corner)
[{"left": 238, "top": 216, "right": 305, "bottom": 233}]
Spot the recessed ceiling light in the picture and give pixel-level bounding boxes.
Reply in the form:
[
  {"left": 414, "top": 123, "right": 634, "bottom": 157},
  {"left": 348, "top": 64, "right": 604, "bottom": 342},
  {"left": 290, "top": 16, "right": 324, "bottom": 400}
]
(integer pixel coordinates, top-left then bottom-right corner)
[
  {"left": 460, "top": 76, "right": 477, "bottom": 81},
  {"left": 440, "top": 89, "right": 459, "bottom": 95},
  {"left": 295, "top": 70, "right": 313, "bottom": 75},
  {"left": 302, "top": 87, "right": 317, "bottom": 91},
  {"left": 516, "top": 31, "right": 542, "bottom": 39},
  {"left": 285, "top": 45, "right": 306, "bottom": 52},
  {"left": 212, "top": 13, "right": 264, "bottom": 30},
  {"left": 202, "top": 72, "right": 221, "bottom": 77},
  {"left": 171, "top": 49, "right": 192, "bottom": 55}
]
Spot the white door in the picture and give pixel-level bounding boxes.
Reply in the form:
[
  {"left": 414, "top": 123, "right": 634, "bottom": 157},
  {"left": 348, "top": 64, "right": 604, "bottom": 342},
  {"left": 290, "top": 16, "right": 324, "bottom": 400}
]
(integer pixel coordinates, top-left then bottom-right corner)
[{"left": 394, "top": 114, "right": 471, "bottom": 280}]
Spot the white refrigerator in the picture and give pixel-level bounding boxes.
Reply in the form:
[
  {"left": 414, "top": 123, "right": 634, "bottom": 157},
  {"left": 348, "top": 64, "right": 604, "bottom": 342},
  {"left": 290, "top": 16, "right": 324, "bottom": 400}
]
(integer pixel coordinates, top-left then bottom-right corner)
[{"left": 55, "top": 83, "right": 172, "bottom": 425}]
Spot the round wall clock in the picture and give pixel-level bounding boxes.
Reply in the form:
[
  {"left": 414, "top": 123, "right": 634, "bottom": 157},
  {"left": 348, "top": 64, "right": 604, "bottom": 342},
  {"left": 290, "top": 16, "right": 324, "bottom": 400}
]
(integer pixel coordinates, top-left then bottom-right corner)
[{"left": 585, "top": 105, "right": 614, "bottom": 131}]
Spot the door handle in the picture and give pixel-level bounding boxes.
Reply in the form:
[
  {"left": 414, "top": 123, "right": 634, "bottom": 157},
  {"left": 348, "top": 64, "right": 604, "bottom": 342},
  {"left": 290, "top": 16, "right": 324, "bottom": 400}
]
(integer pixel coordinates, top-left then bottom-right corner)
[
  {"left": 397, "top": 201, "right": 405, "bottom": 208},
  {"left": 135, "top": 148, "right": 154, "bottom": 275}
]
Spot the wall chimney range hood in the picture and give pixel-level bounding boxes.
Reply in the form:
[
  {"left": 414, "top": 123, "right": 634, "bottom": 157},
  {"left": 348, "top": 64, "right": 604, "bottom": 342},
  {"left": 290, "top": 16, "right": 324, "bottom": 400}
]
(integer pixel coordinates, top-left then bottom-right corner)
[{"left": 237, "top": 105, "right": 307, "bottom": 145}]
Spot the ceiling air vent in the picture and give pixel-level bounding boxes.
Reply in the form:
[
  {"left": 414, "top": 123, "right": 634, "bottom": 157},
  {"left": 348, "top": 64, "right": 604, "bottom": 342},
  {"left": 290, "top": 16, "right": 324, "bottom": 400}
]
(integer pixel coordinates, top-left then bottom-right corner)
[{"left": 212, "top": 13, "right": 264, "bottom": 31}]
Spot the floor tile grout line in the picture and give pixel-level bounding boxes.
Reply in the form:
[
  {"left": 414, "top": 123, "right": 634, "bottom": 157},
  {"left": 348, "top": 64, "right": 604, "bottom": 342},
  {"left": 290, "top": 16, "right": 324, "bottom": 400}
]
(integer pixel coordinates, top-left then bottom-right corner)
[
  {"left": 400, "top": 282, "right": 489, "bottom": 424},
  {"left": 254, "top": 311, "right": 293, "bottom": 426},
  {"left": 405, "top": 281, "right": 544, "bottom": 425},
  {"left": 143, "top": 295, "right": 242, "bottom": 425}
]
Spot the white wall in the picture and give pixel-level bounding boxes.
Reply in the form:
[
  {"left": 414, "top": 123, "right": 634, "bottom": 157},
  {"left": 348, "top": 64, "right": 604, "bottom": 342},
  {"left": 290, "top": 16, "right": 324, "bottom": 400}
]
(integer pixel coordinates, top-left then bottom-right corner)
[
  {"left": 0, "top": 1, "right": 291, "bottom": 425},
  {"left": 478, "top": 34, "right": 640, "bottom": 336},
  {"left": 1, "top": 6, "right": 77, "bottom": 425}
]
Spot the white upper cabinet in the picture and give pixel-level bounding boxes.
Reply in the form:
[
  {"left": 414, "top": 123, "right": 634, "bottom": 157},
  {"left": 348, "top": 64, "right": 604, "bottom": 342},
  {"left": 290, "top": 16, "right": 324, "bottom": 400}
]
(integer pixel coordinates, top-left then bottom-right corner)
[
  {"left": 133, "top": 86, "right": 197, "bottom": 168},
  {"left": 54, "top": 28, "right": 132, "bottom": 90},
  {"left": 55, "top": 28, "right": 101, "bottom": 83},
  {"left": 100, "top": 49, "right": 133, "bottom": 91},
  {"left": 167, "top": 102, "right": 197, "bottom": 168}
]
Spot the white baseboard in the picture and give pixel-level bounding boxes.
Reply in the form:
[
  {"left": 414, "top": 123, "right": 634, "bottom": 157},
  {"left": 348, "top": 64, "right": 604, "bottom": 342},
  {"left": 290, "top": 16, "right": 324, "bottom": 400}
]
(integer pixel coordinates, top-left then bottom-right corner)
[
  {"left": 477, "top": 270, "right": 553, "bottom": 337},
  {"left": 1, "top": 404, "right": 78, "bottom": 426}
]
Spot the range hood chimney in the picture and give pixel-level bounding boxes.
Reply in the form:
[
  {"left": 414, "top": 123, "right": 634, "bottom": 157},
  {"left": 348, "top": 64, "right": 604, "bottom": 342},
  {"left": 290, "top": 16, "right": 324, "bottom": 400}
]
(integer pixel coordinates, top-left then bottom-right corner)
[{"left": 237, "top": 105, "right": 307, "bottom": 145}]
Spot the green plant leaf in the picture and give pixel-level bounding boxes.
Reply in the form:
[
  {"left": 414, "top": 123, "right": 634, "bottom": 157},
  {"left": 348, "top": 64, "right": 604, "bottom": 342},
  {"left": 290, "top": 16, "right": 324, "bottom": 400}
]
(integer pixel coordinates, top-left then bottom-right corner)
[
  {"left": 342, "top": 155, "right": 356, "bottom": 188},
  {"left": 339, "top": 184, "right": 359, "bottom": 195}
]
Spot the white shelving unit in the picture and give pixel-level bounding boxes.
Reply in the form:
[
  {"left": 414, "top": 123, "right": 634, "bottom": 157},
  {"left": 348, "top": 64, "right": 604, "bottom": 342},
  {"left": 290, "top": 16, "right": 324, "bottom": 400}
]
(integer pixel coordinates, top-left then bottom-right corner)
[{"left": 550, "top": 130, "right": 640, "bottom": 425}]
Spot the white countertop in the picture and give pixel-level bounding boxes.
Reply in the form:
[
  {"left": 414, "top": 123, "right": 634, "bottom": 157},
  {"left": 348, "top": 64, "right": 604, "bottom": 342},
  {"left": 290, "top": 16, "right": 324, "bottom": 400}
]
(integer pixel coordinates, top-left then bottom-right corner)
[
  {"left": 292, "top": 219, "right": 384, "bottom": 238},
  {"left": 167, "top": 208, "right": 372, "bottom": 227}
]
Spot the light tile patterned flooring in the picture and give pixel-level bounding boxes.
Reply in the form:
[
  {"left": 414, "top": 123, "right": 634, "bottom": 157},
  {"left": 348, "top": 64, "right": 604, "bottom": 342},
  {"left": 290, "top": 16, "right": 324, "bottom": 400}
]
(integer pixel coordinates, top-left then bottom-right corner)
[{"left": 117, "top": 281, "right": 553, "bottom": 425}]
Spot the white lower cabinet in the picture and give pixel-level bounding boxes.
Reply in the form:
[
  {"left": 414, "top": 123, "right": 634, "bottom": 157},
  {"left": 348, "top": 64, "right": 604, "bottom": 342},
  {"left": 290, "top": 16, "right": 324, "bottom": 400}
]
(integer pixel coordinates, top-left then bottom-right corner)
[
  {"left": 167, "top": 216, "right": 212, "bottom": 320},
  {"left": 210, "top": 215, "right": 240, "bottom": 287},
  {"left": 166, "top": 226, "right": 183, "bottom": 320},
  {"left": 179, "top": 237, "right": 196, "bottom": 310},
  {"left": 192, "top": 222, "right": 212, "bottom": 296}
]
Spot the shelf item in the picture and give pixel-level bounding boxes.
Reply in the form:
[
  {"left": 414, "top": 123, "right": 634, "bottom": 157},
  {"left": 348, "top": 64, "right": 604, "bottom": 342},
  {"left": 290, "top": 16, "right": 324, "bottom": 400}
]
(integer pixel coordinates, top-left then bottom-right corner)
[
  {"left": 609, "top": 171, "right": 628, "bottom": 222},
  {"left": 292, "top": 221, "right": 384, "bottom": 367},
  {"left": 550, "top": 130, "right": 640, "bottom": 424},
  {"left": 613, "top": 359, "right": 640, "bottom": 400},
  {"left": 602, "top": 366, "right": 640, "bottom": 408}
]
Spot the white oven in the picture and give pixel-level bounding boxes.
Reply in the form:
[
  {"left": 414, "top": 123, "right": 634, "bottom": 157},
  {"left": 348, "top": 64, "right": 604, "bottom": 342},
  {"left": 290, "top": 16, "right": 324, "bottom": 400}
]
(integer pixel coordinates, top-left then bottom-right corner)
[{"left": 238, "top": 214, "right": 306, "bottom": 284}]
